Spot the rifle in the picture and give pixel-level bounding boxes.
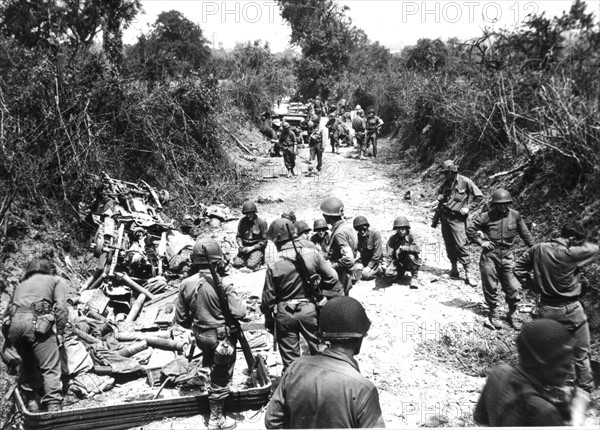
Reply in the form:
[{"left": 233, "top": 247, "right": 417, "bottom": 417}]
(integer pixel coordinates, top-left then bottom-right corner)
[
  {"left": 431, "top": 199, "right": 443, "bottom": 228},
  {"left": 202, "top": 247, "right": 255, "bottom": 370}
]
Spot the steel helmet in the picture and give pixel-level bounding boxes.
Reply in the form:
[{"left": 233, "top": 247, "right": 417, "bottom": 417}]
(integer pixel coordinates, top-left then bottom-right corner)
[
  {"left": 353, "top": 216, "right": 370, "bottom": 229},
  {"left": 357, "top": 109, "right": 364, "bottom": 115},
  {"left": 517, "top": 319, "right": 574, "bottom": 368},
  {"left": 329, "top": 113, "right": 335, "bottom": 118},
  {"left": 491, "top": 189, "right": 512, "bottom": 204},
  {"left": 313, "top": 219, "right": 328, "bottom": 231},
  {"left": 440, "top": 160, "right": 458, "bottom": 172},
  {"left": 282, "top": 121, "right": 291, "bottom": 130},
  {"left": 320, "top": 197, "right": 344, "bottom": 217},
  {"left": 294, "top": 221, "right": 311, "bottom": 235},
  {"left": 319, "top": 297, "right": 371, "bottom": 339},
  {"left": 24, "top": 258, "right": 52, "bottom": 280},
  {"left": 267, "top": 218, "right": 296, "bottom": 243},
  {"left": 241, "top": 201, "right": 258, "bottom": 214},
  {"left": 368, "top": 108, "right": 375, "bottom": 114},
  {"left": 393, "top": 216, "right": 411, "bottom": 229},
  {"left": 191, "top": 238, "right": 223, "bottom": 265},
  {"left": 355, "top": 104, "right": 361, "bottom": 110}
]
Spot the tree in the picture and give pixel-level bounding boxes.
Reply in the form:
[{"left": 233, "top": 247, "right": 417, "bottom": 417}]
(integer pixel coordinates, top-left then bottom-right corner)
[{"left": 405, "top": 38, "right": 448, "bottom": 71}]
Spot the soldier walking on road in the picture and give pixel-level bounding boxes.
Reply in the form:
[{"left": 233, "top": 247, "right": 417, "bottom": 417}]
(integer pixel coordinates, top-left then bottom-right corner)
[
  {"left": 264, "top": 296, "right": 385, "bottom": 428},
  {"left": 279, "top": 122, "right": 297, "bottom": 177},
  {"left": 175, "top": 238, "right": 246, "bottom": 430},
  {"left": 365, "top": 109, "right": 383, "bottom": 158},
  {"left": 310, "top": 218, "right": 330, "bottom": 257},
  {"left": 3, "top": 259, "right": 68, "bottom": 412},
  {"left": 308, "top": 127, "right": 324, "bottom": 173},
  {"left": 514, "top": 223, "right": 599, "bottom": 394},
  {"left": 383, "top": 216, "right": 422, "bottom": 289},
  {"left": 260, "top": 218, "right": 342, "bottom": 372},
  {"left": 467, "top": 189, "right": 534, "bottom": 330},
  {"left": 353, "top": 216, "right": 383, "bottom": 281},
  {"left": 320, "top": 197, "right": 358, "bottom": 295},
  {"left": 232, "top": 201, "right": 268, "bottom": 271},
  {"left": 432, "top": 160, "right": 483, "bottom": 285},
  {"left": 352, "top": 109, "right": 367, "bottom": 159},
  {"left": 326, "top": 113, "right": 341, "bottom": 154}
]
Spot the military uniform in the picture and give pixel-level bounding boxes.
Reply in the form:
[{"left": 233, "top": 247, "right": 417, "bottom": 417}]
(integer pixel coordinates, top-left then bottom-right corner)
[
  {"left": 6, "top": 273, "right": 68, "bottom": 409},
  {"left": 365, "top": 115, "right": 383, "bottom": 157},
  {"left": 383, "top": 232, "right": 422, "bottom": 280},
  {"left": 264, "top": 349, "right": 385, "bottom": 428},
  {"left": 232, "top": 216, "right": 268, "bottom": 270},
  {"left": 261, "top": 242, "right": 341, "bottom": 370},
  {"left": 356, "top": 229, "right": 383, "bottom": 280},
  {"left": 327, "top": 220, "right": 358, "bottom": 295},
  {"left": 279, "top": 128, "right": 297, "bottom": 174},
  {"left": 310, "top": 231, "right": 330, "bottom": 257},
  {"left": 326, "top": 116, "right": 341, "bottom": 153},
  {"left": 352, "top": 115, "right": 366, "bottom": 154},
  {"left": 308, "top": 129, "right": 324, "bottom": 172},
  {"left": 467, "top": 208, "right": 534, "bottom": 318},
  {"left": 514, "top": 239, "right": 598, "bottom": 393},
  {"left": 174, "top": 271, "right": 246, "bottom": 401}
]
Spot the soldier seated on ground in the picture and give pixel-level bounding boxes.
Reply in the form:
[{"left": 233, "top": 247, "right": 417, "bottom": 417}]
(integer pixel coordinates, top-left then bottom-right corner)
[
  {"left": 382, "top": 216, "right": 422, "bottom": 289},
  {"left": 310, "top": 219, "right": 330, "bottom": 257},
  {"left": 232, "top": 201, "right": 268, "bottom": 271},
  {"left": 353, "top": 216, "right": 383, "bottom": 281}
]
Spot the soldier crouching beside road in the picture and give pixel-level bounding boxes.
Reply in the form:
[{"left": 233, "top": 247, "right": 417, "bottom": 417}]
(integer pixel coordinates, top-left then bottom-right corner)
[
  {"left": 383, "top": 216, "right": 422, "bottom": 289},
  {"left": 353, "top": 216, "right": 383, "bottom": 281},
  {"left": 232, "top": 200, "right": 268, "bottom": 271},
  {"left": 2, "top": 259, "right": 68, "bottom": 412}
]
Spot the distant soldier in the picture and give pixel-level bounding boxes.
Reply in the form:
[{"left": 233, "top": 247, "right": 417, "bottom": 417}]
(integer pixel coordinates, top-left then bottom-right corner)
[
  {"left": 365, "top": 109, "right": 383, "bottom": 158},
  {"left": 261, "top": 219, "right": 341, "bottom": 372},
  {"left": 514, "top": 223, "right": 599, "bottom": 394},
  {"left": 326, "top": 113, "right": 341, "bottom": 154},
  {"left": 467, "top": 189, "right": 534, "bottom": 330},
  {"left": 352, "top": 109, "right": 367, "bottom": 159},
  {"left": 313, "top": 96, "right": 323, "bottom": 117},
  {"left": 279, "top": 122, "right": 297, "bottom": 177},
  {"left": 308, "top": 127, "right": 324, "bottom": 173},
  {"left": 310, "top": 218, "right": 330, "bottom": 257},
  {"left": 232, "top": 201, "right": 268, "bottom": 271},
  {"left": 383, "top": 216, "right": 422, "bottom": 289},
  {"left": 353, "top": 216, "right": 383, "bottom": 281},
  {"left": 320, "top": 197, "right": 358, "bottom": 295},
  {"left": 432, "top": 160, "right": 483, "bottom": 285},
  {"left": 175, "top": 238, "right": 246, "bottom": 430},
  {"left": 299, "top": 115, "right": 313, "bottom": 145},
  {"left": 265, "top": 296, "right": 385, "bottom": 428},
  {"left": 3, "top": 259, "right": 68, "bottom": 412}
]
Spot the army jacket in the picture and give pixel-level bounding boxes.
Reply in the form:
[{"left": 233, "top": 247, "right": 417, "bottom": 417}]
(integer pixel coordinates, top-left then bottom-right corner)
[
  {"left": 327, "top": 220, "right": 357, "bottom": 270},
  {"left": 467, "top": 208, "right": 534, "bottom": 249},
  {"left": 279, "top": 129, "right": 297, "bottom": 148},
  {"left": 437, "top": 174, "right": 483, "bottom": 215},
  {"left": 357, "top": 229, "right": 383, "bottom": 269},
  {"left": 382, "top": 233, "right": 421, "bottom": 267},
  {"left": 236, "top": 216, "right": 268, "bottom": 249},
  {"left": 310, "top": 231, "right": 330, "bottom": 256}
]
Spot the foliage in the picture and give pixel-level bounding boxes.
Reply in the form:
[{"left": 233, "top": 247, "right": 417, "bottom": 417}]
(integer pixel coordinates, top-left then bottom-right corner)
[{"left": 404, "top": 38, "right": 448, "bottom": 71}]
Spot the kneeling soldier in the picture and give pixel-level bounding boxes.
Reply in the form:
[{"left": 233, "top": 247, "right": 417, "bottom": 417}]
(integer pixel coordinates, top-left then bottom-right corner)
[
  {"left": 232, "top": 200, "right": 268, "bottom": 271},
  {"left": 353, "top": 216, "right": 383, "bottom": 280},
  {"left": 383, "top": 216, "right": 422, "bottom": 288}
]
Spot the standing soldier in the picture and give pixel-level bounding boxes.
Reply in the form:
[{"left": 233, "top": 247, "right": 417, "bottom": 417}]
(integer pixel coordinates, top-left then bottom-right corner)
[
  {"left": 308, "top": 127, "right": 324, "bottom": 173},
  {"left": 467, "top": 189, "right": 534, "bottom": 330},
  {"left": 383, "top": 216, "right": 422, "bottom": 289},
  {"left": 3, "top": 259, "right": 68, "bottom": 412},
  {"left": 175, "top": 238, "right": 246, "bottom": 430},
  {"left": 320, "top": 197, "right": 357, "bottom": 295},
  {"left": 232, "top": 201, "right": 268, "bottom": 271},
  {"left": 310, "top": 218, "right": 330, "bottom": 257},
  {"left": 261, "top": 218, "right": 341, "bottom": 372},
  {"left": 326, "top": 113, "right": 341, "bottom": 154},
  {"left": 352, "top": 108, "right": 367, "bottom": 159},
  {"left": 264, "top": 296, "right": 385, "bottom": 428},
  {"left": 278, "top": 122, "right": 297, "bottom": 177},
  {"left": 432, "top": 160, "right": 483, "bottom": 285},
  {"left": 514, "top": 223, "right": 599, "bottom": 394},
  {"left": 353, "top": 216, "right": 383, "bottom": 281},
  {"left": 365, "top": 109, "right": 384, "bottom": 158},
  {"left": 313, "top": 95, "right": 323, "bottom": 118}
]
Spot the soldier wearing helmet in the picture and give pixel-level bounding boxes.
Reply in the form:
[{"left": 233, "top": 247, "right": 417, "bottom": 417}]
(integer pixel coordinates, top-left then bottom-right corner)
[
  {"left": 432, "top": 159, "right": 483, "bottom": 285},
  {"left": 353, "top": 216, "right": 383, "bottom": 281},
  {"left": 320, "top": 197, "right": 358, "bottom": 295},
  {"left": 4, "top": 258, "right": 68, "bottom": 412},
  {"left": 308, "top": 126, "right": 325, "bottom": 173},
  {"left": 175, "top": 238, "right": 246, "bottom": 430},
  {"left": 383, "top": 216, "right": 422, "bottom": 288},
  {"left": 365, "top": 109, "right": 383, "bottom": 158},
  {"left": 310, "top": 218, "right": 330, "bottom": 257},
  {"left": 261, "top": 218, "right": 341, "bottom": 372},
  {"left": 232, "top": 201, "right": 268, "bottom": 271},
  {"left": 467, "top": 188, "right": 534, "bottom": 330},
  {"left": 278, "top": 121, "right": 298, "bottom": 177},
  {"left": 265, "top": 296, "right": 384, "bottom": 428},
  {"left": 351, "top": 108, "right": 367, "bottom": 159},
  {"left": 326, "top": 113, "right": 341, "bottom": 154}
]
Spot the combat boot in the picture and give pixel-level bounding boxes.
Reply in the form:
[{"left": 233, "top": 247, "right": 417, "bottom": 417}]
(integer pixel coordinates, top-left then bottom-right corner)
[
  {"left": 208, "top": 399, "right": 237, "bottom": 430},
  {"left": 488, "top": 315, "right": 503, "bottom": 330},
  {"left": 463, "top": 264, "right": 475, "bottom": 285},
  {"left": 507, "top": 305, "right": 522, "bottom": 331},
  {"left": 409, "top": 271, "right": 420, "bottom": 289},
  {"left": 449, "top": 262, "right": 460, "bottom": 278}
]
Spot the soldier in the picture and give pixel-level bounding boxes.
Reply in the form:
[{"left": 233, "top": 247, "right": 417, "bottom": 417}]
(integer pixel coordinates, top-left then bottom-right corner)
[
  {"left": 3, "top": 259, "right": 68, "bottom": 412},
  {"left": 279, "top": 121, "right": 297, "bottom": 177},
  {"left": 474, "top": 319, "right": 580, "bottom": 426},
  {"left": 365, "top": 109, "right": 383, "bottom": 158},
  {"left": 467, "top": 189, "right": 534, "bottom": 330},
  {"left": 261, "top": 218, "right": 341, "bottom": 372},
  {"left": 353, "top": 216, "right": 383, "bottom": 281},
  {"left": 326, "top": 113, "right": 341, "bottom": 154},
  {"left": 175, "top": 238, "right": 246, "bottom": 430},
  {"left": 432, "top": 160, "right": 483, "bottom": 285},
  {"left": 232, "top": 201, "right": 268, "bottom": 271},
  {"left": 310, "top": 218, "right": 330, "bottom": 257},
  {"left": 313, "top": 95, "right": 324, "bottom": 117},
  {"left": 383, "top": 216, "right": 422, "bottom": 289},
  {"left": 320, "top": 197, "right": 358, "bottom": 295},
  {"left": 294, "top": 220, "right": 312, "bottom": 241},
  {"left": 308, "top": 127, "right": 324, "bottom": 173},
  {"left": 514, "top": 223, "right": 599, "bottom": 394},
  {"left": 265, "top": 296, "right": 385, "bottom": 428},
  {"left": 352, "top": 108, "right": 367, "bottom": 159}
]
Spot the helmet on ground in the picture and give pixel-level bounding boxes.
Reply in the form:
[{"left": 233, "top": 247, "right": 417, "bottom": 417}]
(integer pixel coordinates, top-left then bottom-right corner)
[
  {"left": 282, "top": 122, "right": 290, "bottom": 130},
  {"left": 319, "top": 297, "right": 371, "bottom": 339},
  {"left": 267, "top": 218, "right": 296, "bottom": 243},
  {"left": 24, "top": 258, "right": 52, "bottom": 279},
  {"left": 440, "top": 160, "right": 458, "bottom": 172},
  {"left": 517, "top": 319, "right": 573, "bottom": 368},
  {"left": 191, "top": 238, "right": 223, "bottom": 265},
  {"left": 393, "top": 216, "right": 411, "bottom": 229},
  {"left": 320, "top": 197, "right": 344, "bottom": 217},
  {"left": 353, "top": 216, "right": 370, "bottom": 229},
  {"left": 313, "top": 219, "right": 328, "bottom": 231},
  {"left": 294, "top": 221, "right": 311, "bottom": 235},
  {"left": 241, "top": 201, "right": 257, "bottom": 214},
  {"left": 491, "top": 189, "right": 512, "bottom": 204}
]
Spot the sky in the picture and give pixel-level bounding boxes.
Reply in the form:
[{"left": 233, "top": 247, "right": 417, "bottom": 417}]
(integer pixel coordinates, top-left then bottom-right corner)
[{"left": 123, "top": 1, "right": 598, "bottom": 52}]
